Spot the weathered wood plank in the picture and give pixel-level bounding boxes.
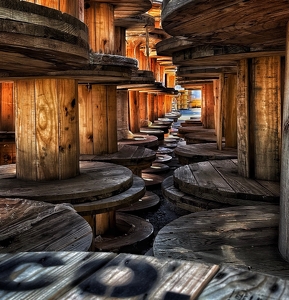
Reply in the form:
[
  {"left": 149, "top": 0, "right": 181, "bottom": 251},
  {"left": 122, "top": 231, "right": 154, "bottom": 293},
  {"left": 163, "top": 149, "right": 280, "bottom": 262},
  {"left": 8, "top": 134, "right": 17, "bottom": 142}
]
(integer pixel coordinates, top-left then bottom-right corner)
[
  {"left": 154, "top": 205, "right": 289, "bottom": 280},
  {"left": 0, "top": 198, "right": 92, "bottom": 252},
  {"left": 199, "top": 265, "right": 289, "bottom": 299},
  {"left": 0, "top": 162, "right": 133, "bottom": 202},
  {"left": 0, "top": 251, "right": 218, "bottom": 299}
]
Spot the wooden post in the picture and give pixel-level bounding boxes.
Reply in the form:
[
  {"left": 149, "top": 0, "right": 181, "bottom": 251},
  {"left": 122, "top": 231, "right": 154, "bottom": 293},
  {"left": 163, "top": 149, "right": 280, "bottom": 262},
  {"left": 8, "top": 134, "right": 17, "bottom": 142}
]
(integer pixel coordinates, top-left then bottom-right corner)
[
  {"left": 13, "top": 1, "right": 81, "bottom": 181},
  {"left": 224, "top": 74, "right": 237, "bottom": 148},
  {"left": 79, "top": 2, "right": 118, "bottom": 155},
  {"left": 252, "top": 56, "right": 281, "bottom": 181},
  {"left": 0, "top": 82, "right": 14, "bottom": 131},
  {"left": 15, "top": 79, "right": 80, "bottom": 181},
  {"left": 117, "top": 90, "right": 133, "bottom": 140},
  {"left": 201, "top": 83, "right": 215, "bottom": 129},
  {"left": 237, "top": 57, "right": 281, "bottom": 180},
  {"left": 128, "top": 91, "right": 140, "bottom": 133},
  {"left": 154, "top": 94, "right": 159, "bottom": 121},
  {"left": 214, "top": 77, "right": 223, "bottom": 150},
  {"left": 115, "top": 27, "right": 126, "bottom": 56},
  {"left": 148, "top": 93, "right": 155, "bottom": 123},
  {"left": 139, "top": 92, "right": 148, "bottom": 127},
  {"left": 237, "top": 59, "right": 250, "bottom": 178},
  {"left": 158, "top": 94, "right": 165, "bottom": 118},
  {"left": 279, "top": 22, "right": 289, "bottom": 262}
]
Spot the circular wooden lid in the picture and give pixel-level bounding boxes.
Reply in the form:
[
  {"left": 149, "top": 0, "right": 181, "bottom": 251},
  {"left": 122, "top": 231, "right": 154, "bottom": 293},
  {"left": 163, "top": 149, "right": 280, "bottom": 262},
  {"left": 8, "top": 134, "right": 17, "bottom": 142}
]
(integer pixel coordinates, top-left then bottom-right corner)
[
  {"left": 162, "top": 0, "right": 289, "bottom": 48},
  {"left": 0, "top": 161, "right": 133, "bottom": 203},
  {"left": 0, "top": 198, "right": 92, "bottom": 252}
]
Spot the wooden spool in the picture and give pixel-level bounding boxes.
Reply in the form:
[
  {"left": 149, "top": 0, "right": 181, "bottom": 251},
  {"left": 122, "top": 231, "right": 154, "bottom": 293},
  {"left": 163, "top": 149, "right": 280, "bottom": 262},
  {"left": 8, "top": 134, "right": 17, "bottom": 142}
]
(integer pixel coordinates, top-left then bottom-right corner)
[{"left": 0, "top": 197, "right": 92, "bottom": 252}]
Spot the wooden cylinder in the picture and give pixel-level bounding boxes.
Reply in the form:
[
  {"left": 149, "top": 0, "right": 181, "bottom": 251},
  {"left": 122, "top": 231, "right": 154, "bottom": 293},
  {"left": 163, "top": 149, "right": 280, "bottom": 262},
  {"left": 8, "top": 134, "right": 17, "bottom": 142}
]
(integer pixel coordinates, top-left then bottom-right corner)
[
  {"left": 139, "top": 92, "right": 148, "bottom": 127},
  {"left": 25, "top": 0, "right": 82, "bottom": 19},
  {"left": 154, "top": 94, "right": 159, "bottom": 121},
  {"left": 213, "top": 78, "right": 223, "bottom": 150},
  {"left": 252, "top": 56, "right": 281, "bottom": 181},
  {"left": 237, "top": 59, "right": 251, "bottom": 178},
  {"left": 224, "top": 74, "right": 237, "bottom": 148},
  {"left": 85, "top": 2, "right": 115, "bottom": 54},
  {"left": 148, "top": 93, "right": 155, "bottom": 123},
  {"left": 0, "top": 82, "right": 14, "bottom": 131},
  {"left": 128, "top": 91, "right": 140, "bottom": 133},
  {"left": 115, "top": 27, "right": 126, "bottom": 56},
  {"left": 279, "top": 22, "right": 289, "bottom": 263},
  {"left": 15, "top": 79, "right": 80, "bottom": 181},
  {"left": 79, "top": 84, "right": 118, "bottom": 155},
  {"left": 158, "top": 94, "right": 165, "bottom": 118},
  {"left": 201, "top": 83, "right": 215, "bottom": 129},
  {"left": 165, "top": 95, "right": 172, "bottom": 114},
  {"left": 237, "top": 57, "right": 281, "bottom": 181},
  {"left": 117, "top": 90, "right": 133, "bottom": 140}
]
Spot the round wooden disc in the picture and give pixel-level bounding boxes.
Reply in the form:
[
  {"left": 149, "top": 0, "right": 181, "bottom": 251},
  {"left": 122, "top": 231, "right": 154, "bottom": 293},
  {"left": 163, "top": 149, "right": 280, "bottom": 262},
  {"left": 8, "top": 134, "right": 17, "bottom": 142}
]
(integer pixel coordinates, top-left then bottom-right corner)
[
  {"left": 0, "top": 198, "right": 92, "bottom": 253},
  {"left": 157, "top": 147, "right": 174, "bottom": 154},
  {"left": 174, "top": 143, "right": 238, "bottom": 165},
  {"left": 153, "top": 205, "right": 289, "bottom": 279},
  {"left": 142, "top": 173, "right": 166, "bottom": 187},
  {"left": 154, "top": 154, "right": 172, "bottom": 163},
  {"left": 94, "top": 212, "right": 154, "bottom": 252},
  {"left": 142, "top": 163, "right": 170, "bottom": 174},
  {"left": 118, "top": 135, "right": 159, "bottom": 150},
  {"left": 173, "top": 160, "right": 280, "bottom": 205},
  {"left": 73, "top": 175, "right": 146, "bottom": 215},
  {"left": 0, "top": 161, "right": 133, "bottom": 203},
  {"left": 118, "top": 191, "right": 160, "bottom": 212}
]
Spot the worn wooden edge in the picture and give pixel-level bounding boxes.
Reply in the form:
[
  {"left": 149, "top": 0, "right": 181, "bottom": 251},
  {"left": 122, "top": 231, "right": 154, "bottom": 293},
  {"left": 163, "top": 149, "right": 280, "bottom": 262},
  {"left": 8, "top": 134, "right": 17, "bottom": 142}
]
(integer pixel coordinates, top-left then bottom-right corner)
[
  {"left": 142, "top": 163, "right": 170, "bottom": 174},
  {"left": 94, "top": 212, "right": 154, "bottom": 252},
  {"left": 0, "top": 198, "right": 93, "bottom": 253},
  {"left": 118, "top": 191, "right": 160, "bottom": 212},
  {"left": 0, "top": 162, "right": 134, "bottom": 203},
  {"left": 0, "top": 251, "right": 220, "bottom": 299},
  {"left": 79, "top": 144, "right": 156, "bottom": 167},
  {"left": 162, "top": 176, "right": 230, "bottom": 212},
  {"left": 73, "top": 175, "right": 146, "bottom": 215},
  {"left": 173, "top": 162, "right": 280, "bottom": 205}
]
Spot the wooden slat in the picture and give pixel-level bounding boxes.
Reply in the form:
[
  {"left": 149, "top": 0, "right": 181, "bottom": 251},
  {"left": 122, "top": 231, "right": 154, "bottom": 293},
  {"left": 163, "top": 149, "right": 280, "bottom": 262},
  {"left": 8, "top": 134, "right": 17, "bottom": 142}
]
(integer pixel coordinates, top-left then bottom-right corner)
[
  {"left": 199, "top": 265, "right": 289, "bottom": 299},
  {"left": 0, "top": 198, "right": 92, "bottom": 252},
  {"left": 0, "top": 162, "right": 133, "bottom": 202},
  {"left": 154, "top": 205, "right": 289, "bottom": 280}
]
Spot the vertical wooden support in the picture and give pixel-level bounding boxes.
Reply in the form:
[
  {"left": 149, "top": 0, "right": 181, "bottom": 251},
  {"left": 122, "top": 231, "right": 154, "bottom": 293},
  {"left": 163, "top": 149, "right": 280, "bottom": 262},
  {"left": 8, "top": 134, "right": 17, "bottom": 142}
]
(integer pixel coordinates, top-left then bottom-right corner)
[
  {"left": 79, "top": 2, "right": 118, "bottom": 155},
  {"left": 154, "top": 94, "right": 159, "bottom": 121},
  {"left": 252, "top": 56, "right": 281, "bottom": 181},
  {"left": 15, "top": 79, "right": 80, "bottom": 181},
  {"left": 214, "top": 77, "right": 223, "bottom": 150},
  {"left": 224, "top": 74, "right": 237, "bottom": 148},
  {"left": 202, "top": 83, "right": 215, "bottom": 129},
  {"left": 128, "top": 91, "right": 140, "bottom": 133},
  {"left": 0, "top": 82, "right": 14, "bottom": 131},
  {"left": 237, "top": 59, "right": 250, "bottom": 178},
  {"left": 95, "top": 211, "right": 116, "bottom": 235},
  {"left": 279, "top": 22, "right": 289, "bottom": 262},
  {"left": 115, "top": 27, "right": 126, "bottom": 56},
  {"left": 148, "top": 93, "right": 155, "bottom": 123},
  {"left": 158, "top": 94, "right": 165, "bottom": 118},
  {"left": 139, "top": 92, "right": 148, "bottom": 127},
  {"left": 117, "top": 90, "right": 133, "bottom": 140},
  {"left": 165, "top": 95, "right": 172, "bottom": 114},
  {"left": 166, "top": 73, "right": 175, "bottom": 88},
  {"left": 85, "top": 2, "right": 114, "bottom": 54}
]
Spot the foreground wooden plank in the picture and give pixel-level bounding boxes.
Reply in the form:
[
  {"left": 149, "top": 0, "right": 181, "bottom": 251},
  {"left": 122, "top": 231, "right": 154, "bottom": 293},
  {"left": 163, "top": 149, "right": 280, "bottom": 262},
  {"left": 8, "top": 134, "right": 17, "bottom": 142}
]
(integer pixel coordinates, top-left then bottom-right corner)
[
  {"left": 0, "top": 198, "right": 92, "bottom": 253},
  {"left": 0, "top": 252, "right": 218, "bottom": 299},
  {"left": 199, "top": 265, "right": 289, "bottom": 300}
]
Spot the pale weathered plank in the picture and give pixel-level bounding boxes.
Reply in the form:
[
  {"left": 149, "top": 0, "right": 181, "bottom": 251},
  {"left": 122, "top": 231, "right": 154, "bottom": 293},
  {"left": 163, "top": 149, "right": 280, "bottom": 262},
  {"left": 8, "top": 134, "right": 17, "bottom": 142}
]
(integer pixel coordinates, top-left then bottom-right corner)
[
  {"left": 0, "top": 198, "right": 92, "bottom": 253},
  {"left": 0, "top": 162, "right": 133, "bottom": 202}
]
